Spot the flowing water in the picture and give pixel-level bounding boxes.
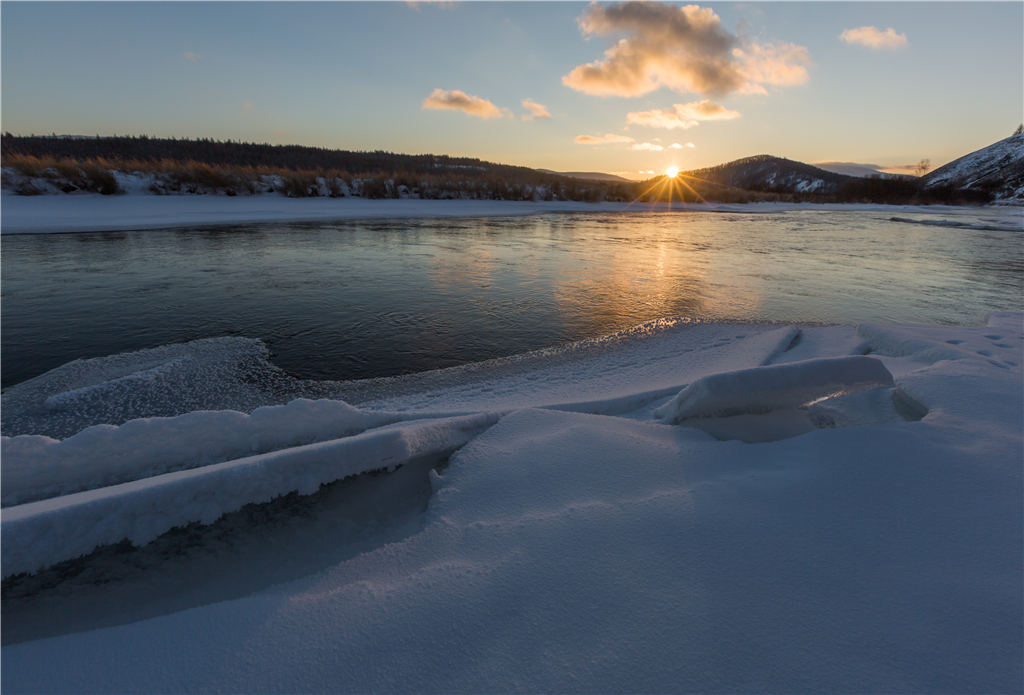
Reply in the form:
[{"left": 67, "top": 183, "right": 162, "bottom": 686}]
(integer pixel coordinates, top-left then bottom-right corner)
[{"left": 3, "top": 208, "right": 1021, "bottom": 390}]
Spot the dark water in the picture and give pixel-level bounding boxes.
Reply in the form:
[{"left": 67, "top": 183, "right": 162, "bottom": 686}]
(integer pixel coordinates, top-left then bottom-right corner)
[{"left": 2, "top": 210, "right": 1021, "bottom": 390}]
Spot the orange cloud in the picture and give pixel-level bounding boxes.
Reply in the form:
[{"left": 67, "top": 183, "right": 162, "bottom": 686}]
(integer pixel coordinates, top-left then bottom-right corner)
[
  {"left": 627, "top": 99, "right": 740, "bottom": 129},
  {"left": 522, "top": 99, "right": 552, "bottom": 121},
  {"left": 575, "top": 133, "right": 636, "bottom": 145},
  {"left": 632, "top": 142, "right": 664, "bottom": 151},
  {"left": 840, "top": 26, "right": 908, "bottom": 50},
  {"left": 562, "top": 2, "right": 811, "bottom": 98},
  {"left": 732, "top": 42, "right": 813, "bottom": 93},
  {"left": 422, "top": 89, "right": 509, "bottom": 119},
  {"left": 668, "top": 142, "right": 695, "bottom": 149},
  {"left": 184, "top": 51, "right": 201, "bottom": 62}
]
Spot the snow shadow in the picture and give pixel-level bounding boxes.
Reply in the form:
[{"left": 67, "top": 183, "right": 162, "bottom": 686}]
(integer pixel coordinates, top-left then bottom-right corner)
[{"left": 0, "top": 453, "right": 444, "bottom": 646}]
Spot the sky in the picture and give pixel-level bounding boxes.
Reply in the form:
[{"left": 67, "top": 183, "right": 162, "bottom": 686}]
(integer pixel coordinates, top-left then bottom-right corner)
[{"left": 2, "top": 1, "right": 1021, "bottom": 180}]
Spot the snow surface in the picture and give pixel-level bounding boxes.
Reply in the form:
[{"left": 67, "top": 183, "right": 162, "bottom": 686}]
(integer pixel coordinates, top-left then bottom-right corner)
[
  {"left": 3, "top": 188, "right": 1021, "bottom": 234},
  {"left": 1, "top": 314, "right": 1021, "bottom": 692}
]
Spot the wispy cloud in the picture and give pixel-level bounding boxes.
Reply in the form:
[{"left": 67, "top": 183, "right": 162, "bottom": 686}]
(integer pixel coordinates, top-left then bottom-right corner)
[
  {"left": 632, "top": 142, "right": 664, "bottom": 151},
  {"left": 627, "top": 99, "right": 740, "bottom": 129},
  {"left": 422, "top": 88, "right": 509, "bottom": 119},
  {"left": 521, "top": 99, "right": 552, "bottom": 121},
  {"left": 575, "top": 133, "right": 635, "bottom": 145},
  {"left": 562, "top": 1, "right": 811, "bottom": 98},
  {"left": 840, "top": 26, "right": 907, "bottom": 50},
  {"left": 405, "top": 1, "right": 456, "bottom": 10},
  {"left": 880, "top": 162, "right": 925, "bottom": 174},
  {"left": 668, "top": 142, "right": 695, "bottom": 149},
  {"left": 183, "top": 51, "right": 201, "bottom": 62}
]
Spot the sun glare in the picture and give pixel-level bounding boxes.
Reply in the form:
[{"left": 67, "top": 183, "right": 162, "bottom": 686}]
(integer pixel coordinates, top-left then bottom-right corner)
[{"left": 665, "top": 167, "right": 679, "bottom": 178}]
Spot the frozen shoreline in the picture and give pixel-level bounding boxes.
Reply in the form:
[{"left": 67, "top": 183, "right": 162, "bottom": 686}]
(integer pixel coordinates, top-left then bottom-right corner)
[
  {"left": 2, "top": 189, "right": 1020, "bottom": 234},
  {"left": 2, "top": 313, "right": 1021, "bottom": 691}
]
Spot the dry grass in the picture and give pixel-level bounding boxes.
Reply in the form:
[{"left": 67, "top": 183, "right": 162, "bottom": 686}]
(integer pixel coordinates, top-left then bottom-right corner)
[
  {"left": 1, "top": 154, "right": 776, "bottom": 203},
  {"left": 2, "top": 154, "right": 120, "bottom": 194}
]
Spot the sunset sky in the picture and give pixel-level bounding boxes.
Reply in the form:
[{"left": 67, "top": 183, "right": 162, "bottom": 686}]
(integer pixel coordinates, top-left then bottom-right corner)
[{"left": 2, "top": 2, "right": 1021, "bottom": 179}]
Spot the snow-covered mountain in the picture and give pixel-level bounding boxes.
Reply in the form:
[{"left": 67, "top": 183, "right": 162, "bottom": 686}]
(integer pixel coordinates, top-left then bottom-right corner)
[
  {"left": 684, "top": 155, "right": 852, "bottom": 195},
  {"left": 923, "top": 133, "right": 1024, "bottom": 203}
]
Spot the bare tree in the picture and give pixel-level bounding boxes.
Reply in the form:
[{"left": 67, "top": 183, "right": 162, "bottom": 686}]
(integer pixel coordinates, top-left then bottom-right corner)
[
  {"left": 914, "top": 158, "right": 931, "bottom": 177},
  {"left": 1014, "top": 123, "right": 1023, "bottom": 136}
]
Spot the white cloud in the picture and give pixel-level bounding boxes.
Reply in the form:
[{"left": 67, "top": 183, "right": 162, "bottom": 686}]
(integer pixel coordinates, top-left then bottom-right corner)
[
  {"left": 562, "top": 2, "right": 811, "bottom": 98},
  {"left": 627, "top": 99, "right": 740, "bottom": 129},
  {"left": 422, "top": 89, "right": 510, "bottom": 119},
  {"left": 405, "top": 1, "right": 456, "bottom": 10},
  {"left": 840, "top": 26, "right": 908, "bottom": 50},
  {"left": 521, "top": 99, "right": 552, "bottom": 121},
  {"left": 632, "top": 142, "right": 664, "bottom": 151},
  {"left": 575, "top": 133, "right": 636, "bottom": 145}
]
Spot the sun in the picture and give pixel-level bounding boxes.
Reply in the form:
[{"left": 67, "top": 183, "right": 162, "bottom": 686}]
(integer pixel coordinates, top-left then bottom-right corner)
[{"left": 665, "top": 167, "right": 679, "bottom": 178}]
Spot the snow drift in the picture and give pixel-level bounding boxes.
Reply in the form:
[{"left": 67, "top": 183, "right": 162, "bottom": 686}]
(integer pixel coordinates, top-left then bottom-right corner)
[
  {"left": 1, "top": 313, "right": 1021, "bottom": 693},
  {"left": 654, "top": 355, "right": 896, "bottom": 423}
]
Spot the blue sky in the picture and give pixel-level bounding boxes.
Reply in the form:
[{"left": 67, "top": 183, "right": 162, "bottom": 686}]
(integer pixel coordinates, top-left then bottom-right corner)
[{"left": 2, "top": 2, "right": 1021, "bottom": 178}]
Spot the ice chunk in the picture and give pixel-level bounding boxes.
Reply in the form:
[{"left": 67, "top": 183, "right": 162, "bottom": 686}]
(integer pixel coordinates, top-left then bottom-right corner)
[
  {"left": 1, "top": 337, "right": 300, "bottom": 439},
  {"left": 1, "top": 411, "right": 501, "bottom": 578},
  {"left": 654, "top": 356, "right": 895, "bottom": 424},
  {"left": 1, "top": 398, "right": 411, "bottom": 507}
]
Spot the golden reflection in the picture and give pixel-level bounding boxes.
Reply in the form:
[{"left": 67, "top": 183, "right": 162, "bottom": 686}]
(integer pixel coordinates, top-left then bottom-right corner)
[{"left": 551, "top": 222, "right": 710, "bottom": 337}]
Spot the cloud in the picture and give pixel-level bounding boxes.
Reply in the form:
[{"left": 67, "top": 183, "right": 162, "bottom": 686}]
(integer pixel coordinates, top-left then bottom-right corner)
[
  {"left": 271, "top": 129, "right": 287, "bottom": 137},
  {"left": 242, "top": 100, "right": 253, "bottom": 111},
  {"left": 183, "top": 51, "right": 201, "bottom": 62},
  {"left": 879, "top": 163, "right": 925, "bottom": 174},
  {"left": 562, "top": 2, "right": 811, "bottom": 98},
  {"left": 422, "top": 89, "right": 509, "bottom": 119},
  {"left": 627, "top": 99, "right": 740, "bottom": 129},
  {"left": 731, "top": 41, "right": 813, "bottom": 93},
  {"left": 521, "top": 99, "right": 552, "bottom": 121},
  {"left": 840, "top": 26, "right": 907, "bottom": 50},
  {"left": 632, "top": 142, "right": 664, "bottom": 151},
  {"left": 668, "top": 142, "right": 694, "bottom": 149},
  {"left": 405, "top": 1, "right": 456, "bottom": 10},
  {"left": 575, "top": 133, "right": 636, "bottom": 145}
]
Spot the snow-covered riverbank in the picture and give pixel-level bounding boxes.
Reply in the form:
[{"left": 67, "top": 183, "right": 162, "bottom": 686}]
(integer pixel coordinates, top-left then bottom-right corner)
[
  {"left": 2, "top": 313, "right": 1021, "bottom": 692},
  {"left": 3, "top": 188, "right": 1021, "bottom": 234}
]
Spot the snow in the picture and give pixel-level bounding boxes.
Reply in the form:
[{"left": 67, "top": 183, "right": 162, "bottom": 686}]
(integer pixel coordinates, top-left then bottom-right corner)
[
  {"left": 3, "top": 189, "right": 1021, "bottom": 234},
  {"left": 1, "top": 313, "right": 1021, "bottom": 692},
  {"left": 654, "top": 354, "right": 894, "bottom": 422}
]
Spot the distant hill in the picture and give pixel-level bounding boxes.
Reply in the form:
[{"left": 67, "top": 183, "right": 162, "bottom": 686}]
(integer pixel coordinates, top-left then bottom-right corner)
[
  {"left": 535, "top": 169, "right": 631, "bottom": 183},
  {"left": 813, "top": 162, "right": 911, "bottom": 180},
  {"left": 4, "top": 132, "right": 1020, "bottom": 205},
  {"left": 923, "top": 133, "right": 1024, "bottom": 203},
  {"left": 683, "top": 155, "right": 852, "bottom": 195}
]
